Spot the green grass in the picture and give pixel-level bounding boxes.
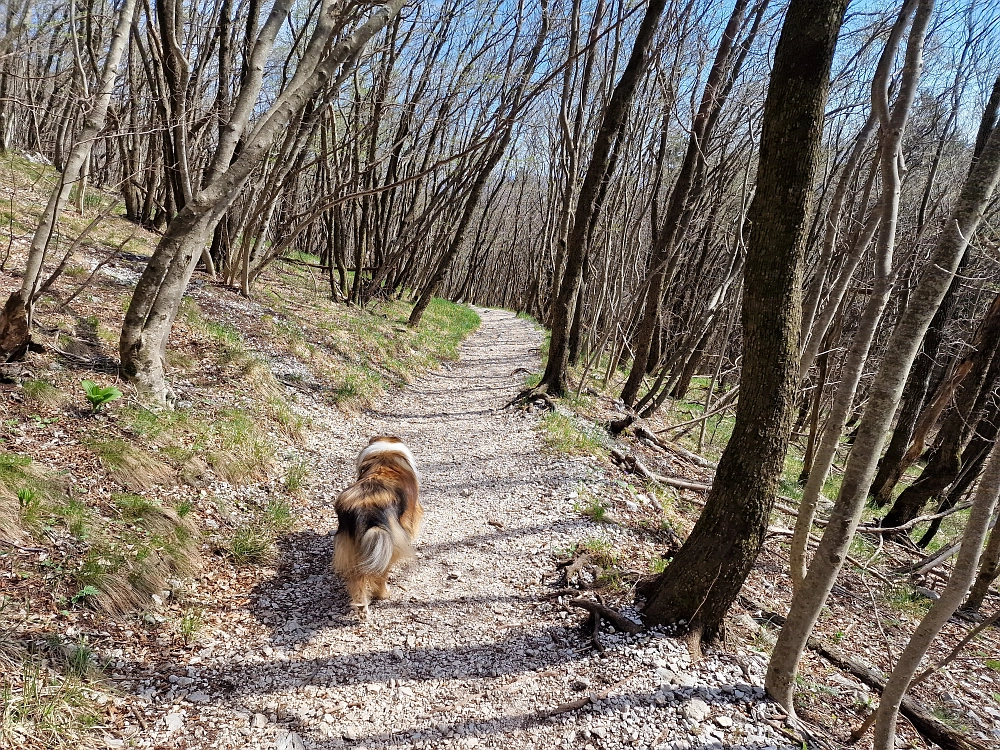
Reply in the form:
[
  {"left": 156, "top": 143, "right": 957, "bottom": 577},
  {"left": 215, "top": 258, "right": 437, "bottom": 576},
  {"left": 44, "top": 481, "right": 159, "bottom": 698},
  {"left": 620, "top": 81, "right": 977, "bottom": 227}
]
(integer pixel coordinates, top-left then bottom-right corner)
[
  {"left": 539, "top": 412, "right": 609, "bottom": 457},
  {"left": 113, "top": 493, "right": 158, "bottom": 520},
  {"left": 574, "top": 489, "right": 610, "bottom": 523},
  {"left": 650, "top": 555, "right": 670, "bottom": 574},
  {"left": 311, "top": 298, "right": 479, "bottom": 408},
  {"left": 54, "top": 499, "right": 91, "bottom": 539},
  {"left": 226, "top": 499, "right": 295, "bottom": 566},
  {"left": 20, "top": 379, "right": 62, "bottom": 405},
  {"left": 0, "top": 651, "right": 101, "bottom": 748},
  {"left": 227, "top": 524, "right": 273, "bottom": 565},
  {"left": 178, "top": 608, "right": 203, "bottom": 645},
  {"left": 283, "top": 461, "right": 308, "bottom": 493}
]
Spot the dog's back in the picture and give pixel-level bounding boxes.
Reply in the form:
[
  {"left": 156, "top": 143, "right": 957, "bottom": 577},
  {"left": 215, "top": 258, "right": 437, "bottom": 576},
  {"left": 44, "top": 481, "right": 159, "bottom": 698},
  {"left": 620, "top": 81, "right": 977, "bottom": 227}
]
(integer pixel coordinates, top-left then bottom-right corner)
[{"left": 333, "top": 437, "right": 422, "bottom": 612}]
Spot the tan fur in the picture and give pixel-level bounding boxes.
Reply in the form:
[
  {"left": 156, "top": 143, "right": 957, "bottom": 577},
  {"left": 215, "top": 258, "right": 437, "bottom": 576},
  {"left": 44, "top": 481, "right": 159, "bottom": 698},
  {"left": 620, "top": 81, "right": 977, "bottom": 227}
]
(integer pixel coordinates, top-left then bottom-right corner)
[{"left": 333, "top": 436, "right": 422, "bottom": 615}]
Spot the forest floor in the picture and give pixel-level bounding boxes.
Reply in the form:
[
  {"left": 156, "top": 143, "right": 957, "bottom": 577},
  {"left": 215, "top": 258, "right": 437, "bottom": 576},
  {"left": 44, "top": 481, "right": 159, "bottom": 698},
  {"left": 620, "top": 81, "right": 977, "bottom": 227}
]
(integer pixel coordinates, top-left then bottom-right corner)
[{"left": 2, "top": 150, "right": 999, "bottom": 750}]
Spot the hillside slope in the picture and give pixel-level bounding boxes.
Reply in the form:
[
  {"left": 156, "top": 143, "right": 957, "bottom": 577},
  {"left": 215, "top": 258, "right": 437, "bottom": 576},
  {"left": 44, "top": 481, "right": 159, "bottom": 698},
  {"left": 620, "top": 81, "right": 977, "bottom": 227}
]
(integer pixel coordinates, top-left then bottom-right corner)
[{"left": 0, "top": 151, "right": 479, "bottom": 748}]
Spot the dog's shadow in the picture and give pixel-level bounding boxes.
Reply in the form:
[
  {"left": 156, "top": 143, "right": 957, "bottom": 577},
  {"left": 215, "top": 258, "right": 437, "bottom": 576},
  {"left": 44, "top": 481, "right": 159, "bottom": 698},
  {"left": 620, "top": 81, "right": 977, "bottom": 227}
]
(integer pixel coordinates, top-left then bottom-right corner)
[{"left": 249, "top": 530, "right": 358, "bottom": 645}]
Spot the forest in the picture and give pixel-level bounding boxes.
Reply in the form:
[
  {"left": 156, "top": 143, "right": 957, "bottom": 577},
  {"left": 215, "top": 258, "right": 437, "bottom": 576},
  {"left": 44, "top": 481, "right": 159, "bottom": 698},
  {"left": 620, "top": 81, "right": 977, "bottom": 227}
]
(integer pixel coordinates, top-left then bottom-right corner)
[{"left": 1, "top": 0, "right": 999, "bottom": 748}]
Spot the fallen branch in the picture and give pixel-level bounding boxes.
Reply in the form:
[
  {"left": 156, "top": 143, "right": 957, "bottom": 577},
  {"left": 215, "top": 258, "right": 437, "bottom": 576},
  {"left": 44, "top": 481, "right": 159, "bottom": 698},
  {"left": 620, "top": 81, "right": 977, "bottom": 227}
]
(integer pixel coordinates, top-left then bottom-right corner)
[
  {"left": 656, "top": 386, "right": 739, "bottom": 434},
  {"left": 0, "top": 537, "right": 46, "bottom": 553},
  {"left": 900, "top": 514, "right": 999, "bottom": 576},
  {"left": 609, "top": 447, "right": 712, "bottom": 492},
  {"left": 635, "top": 425, "right": 718, "bottom": 469},
  {"left": 740, "top": 595, "right": 990, "bottom": 750},
  {"left": 858, "top": 502, "right": 973, "bottom": 535},
  {"left": 539, "top": 668, "right": 644, "bottom": 717}
]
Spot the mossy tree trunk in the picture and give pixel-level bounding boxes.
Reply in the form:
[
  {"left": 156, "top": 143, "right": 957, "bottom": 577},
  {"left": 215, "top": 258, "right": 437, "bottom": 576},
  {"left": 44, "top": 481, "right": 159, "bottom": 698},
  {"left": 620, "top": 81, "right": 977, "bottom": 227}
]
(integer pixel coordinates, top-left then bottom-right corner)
[
  {"left": 766, "top": 58, "right": 1000, "bottom": 716},
  {"left": 641, "top": 0, "right": 849, "bottom": 642}
]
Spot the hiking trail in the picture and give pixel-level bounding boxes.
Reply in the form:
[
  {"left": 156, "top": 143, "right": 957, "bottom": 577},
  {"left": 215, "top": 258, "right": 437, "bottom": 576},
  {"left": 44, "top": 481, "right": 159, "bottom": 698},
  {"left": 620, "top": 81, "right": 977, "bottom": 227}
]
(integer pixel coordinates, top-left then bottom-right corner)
[{"left": 127, "top": 308, "right": 790, "bottom": 750}]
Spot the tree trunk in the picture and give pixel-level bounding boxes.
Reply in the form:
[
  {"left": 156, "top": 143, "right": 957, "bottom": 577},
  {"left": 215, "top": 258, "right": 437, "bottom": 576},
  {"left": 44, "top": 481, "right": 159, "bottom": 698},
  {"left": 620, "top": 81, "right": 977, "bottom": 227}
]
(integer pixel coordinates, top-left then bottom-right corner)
[
  {"left": 787, "top": 0, "right": 929, "bottom": 589},
  {"left": 965, "top": 511, "right": 1000, "bottom": 613},
  {"left": 618, "top": 0, "right": 750, "bottom": 407},
  {"left": 766, "top": 48, "right": 1000, "bottom": 715},
  {"left": 534, "top": 0, "right": 667, "bottom": 396},
  {"left": 871, "top": 435, "right": 1000, "bottom": 750},
  {"left": 641, "top": 0, "right": 848, "bottom": 642},
  {"left": 919, "top": 403, "right": 999, "bottom": 548},
  {"left": 869, "top": 272, "right": 966, "bottom": 508},
  {"left": 882, "top": 291, "right": 1000, "bottom": 528},
  {"left": 9, "top": 0, "right": 137, "bottom": 331}
]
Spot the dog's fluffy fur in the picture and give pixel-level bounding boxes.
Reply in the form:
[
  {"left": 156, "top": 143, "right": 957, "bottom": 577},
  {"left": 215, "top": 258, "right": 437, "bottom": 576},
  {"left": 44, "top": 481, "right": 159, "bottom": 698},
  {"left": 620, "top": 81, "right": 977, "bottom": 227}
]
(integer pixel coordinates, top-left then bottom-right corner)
[{"left": 333, "top": 436, "right": 422, "bottom": 614}]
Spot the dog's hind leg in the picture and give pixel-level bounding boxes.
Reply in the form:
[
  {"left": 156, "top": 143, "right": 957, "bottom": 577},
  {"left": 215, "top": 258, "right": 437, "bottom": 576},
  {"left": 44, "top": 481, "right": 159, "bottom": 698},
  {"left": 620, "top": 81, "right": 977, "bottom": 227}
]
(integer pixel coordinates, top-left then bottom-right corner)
[
  {"left": 345, "top": 575, "right": 371, "bottom": 615},
  {"left": 371, "top": 572, "right": 390, "bottom": 600}
]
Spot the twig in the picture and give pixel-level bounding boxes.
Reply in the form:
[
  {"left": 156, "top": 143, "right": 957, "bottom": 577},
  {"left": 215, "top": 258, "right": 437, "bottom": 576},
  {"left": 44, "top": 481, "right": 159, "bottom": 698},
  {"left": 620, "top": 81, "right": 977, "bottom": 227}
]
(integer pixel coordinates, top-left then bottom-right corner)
[
  {"left": 858, "top": 502, "right": 973, "bottom": 534},
  {"left": 765, "top": 527, "right": 893, "bottom": 584},
  {"left": 0, "top": 537, "right": 46, "bottom": 553},
  {"left": 656, "top": 386, "right": 739, "bottom": 433}
]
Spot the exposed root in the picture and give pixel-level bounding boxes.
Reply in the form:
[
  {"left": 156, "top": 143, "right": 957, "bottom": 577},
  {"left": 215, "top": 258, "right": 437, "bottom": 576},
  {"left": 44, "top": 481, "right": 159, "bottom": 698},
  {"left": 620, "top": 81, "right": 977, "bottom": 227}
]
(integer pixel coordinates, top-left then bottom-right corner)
[
  {"left": 568, "top": 597, "right": 642, "bottom": 634},
  {"left": 685, "top": 621, "right": 704, "bottom": 663},
  {"left": 502, "top": 386, "right": 557, "bottom": 411}
]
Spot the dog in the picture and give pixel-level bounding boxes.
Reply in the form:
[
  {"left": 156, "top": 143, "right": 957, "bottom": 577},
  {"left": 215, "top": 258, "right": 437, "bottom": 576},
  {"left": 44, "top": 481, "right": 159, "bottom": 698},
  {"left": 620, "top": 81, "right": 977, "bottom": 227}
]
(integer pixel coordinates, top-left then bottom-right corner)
[{"left": 333, "top": 436, "right": 422, "bottom": 615}]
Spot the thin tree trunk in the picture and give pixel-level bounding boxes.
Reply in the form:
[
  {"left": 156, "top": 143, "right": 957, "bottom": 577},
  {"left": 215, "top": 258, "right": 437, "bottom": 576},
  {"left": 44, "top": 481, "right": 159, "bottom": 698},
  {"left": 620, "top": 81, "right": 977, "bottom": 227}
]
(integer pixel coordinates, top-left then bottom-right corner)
[
  {"left": 882, "top": 292, "right": 1000, "bottom": 528},
  {"left": 533, "top": 0, "right": 667, "bottom": 395},
  {"left": 787, "top": 0, "right": 928, "bottom": 589},
  {"left": 871, "top": 435, "right": 1000, "bottom": 750},
  {"left": 14, "top": 0, "right": 137, "bottom": 323},
  {"left": 120, "top": 0, "right": 406, "bottom": 404}
]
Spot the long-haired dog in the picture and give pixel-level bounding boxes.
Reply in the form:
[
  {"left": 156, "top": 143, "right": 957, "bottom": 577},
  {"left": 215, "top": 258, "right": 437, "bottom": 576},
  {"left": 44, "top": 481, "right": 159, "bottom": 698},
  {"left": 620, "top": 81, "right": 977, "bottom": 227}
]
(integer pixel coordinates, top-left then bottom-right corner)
[{"left": 333, "top": 436, "right": 422, "bottom": 615}]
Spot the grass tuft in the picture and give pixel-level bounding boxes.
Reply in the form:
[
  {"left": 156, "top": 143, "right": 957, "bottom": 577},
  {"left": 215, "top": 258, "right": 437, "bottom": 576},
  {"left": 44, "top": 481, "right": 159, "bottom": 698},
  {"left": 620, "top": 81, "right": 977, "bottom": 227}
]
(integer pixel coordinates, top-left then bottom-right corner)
[{"left": 539, "top": 412, "right": 609, "bottom": 457}]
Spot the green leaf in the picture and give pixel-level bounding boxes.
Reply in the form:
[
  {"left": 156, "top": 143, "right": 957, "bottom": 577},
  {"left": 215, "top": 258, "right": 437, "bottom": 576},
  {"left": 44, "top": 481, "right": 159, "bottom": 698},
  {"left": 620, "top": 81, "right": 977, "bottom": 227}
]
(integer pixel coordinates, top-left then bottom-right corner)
[{"left": 81, "top": 380, "right": 123, "bottom": 411}]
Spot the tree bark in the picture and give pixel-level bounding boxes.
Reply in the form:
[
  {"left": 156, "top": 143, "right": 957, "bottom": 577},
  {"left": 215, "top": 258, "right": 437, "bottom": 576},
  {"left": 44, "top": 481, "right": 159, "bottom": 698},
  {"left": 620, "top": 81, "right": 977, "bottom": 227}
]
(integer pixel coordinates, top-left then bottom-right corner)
[
  {"left": 787, "top": 0, "right": 928, "bottom": 589},
  {"left": 640, "top": 0, "right": 848, "bottom": 642},
  {"left": 871, "top": 435, "right": 1000, "bottom": 750},
  {"left": 882, "top": 292, "right": 1000, "bottom": 528},
  {"left": 11, "top": 0, "right": 137, "bottom": 328},
  {"left": 533, "top": 0, "right": 667, "bottom": 396}
]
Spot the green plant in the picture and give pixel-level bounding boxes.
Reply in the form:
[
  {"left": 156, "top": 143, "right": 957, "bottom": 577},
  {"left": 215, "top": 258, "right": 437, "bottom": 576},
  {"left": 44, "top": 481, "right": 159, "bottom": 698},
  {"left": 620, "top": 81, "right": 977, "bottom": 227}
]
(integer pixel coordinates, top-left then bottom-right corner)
[
  {"left": 114, "top": 493, "right": 157, "bottom": 519},
  {"left": 650, "top": 556, "right": 669, "bottom": 574},
  {"left": 80, "top": 380, "right": 122, "bottom": 411},
  {"left": 21, "top": 379, "right": 61, "bottom": 405},
  {"left": 64, "top": 638, "right": 96, "bottom": 678},
  {"left": 70, "top": 586, "right": 100, "bottom": 605},
  {"left": 55, "top": 499, "right": 90, "bottom": 539},
  {"left": 283, "top": 461, "right": 308, "bottom": 493},
  {"left": 985, "top": 659, "right": 1000, "bottom": 672},
  {"left": 176, "top": 499, "right": 193, "bottom": 518},
  {"left": 265, "top": 499, "right": 294, "bottom": 533},
  {"left": 227, "top": 524, "right": 272, "bottom": 565},
  {"left": 575, "top": 491, "right": 610, "bottom": 523},
  {"left": 540, "top": 412, "right": 608, "bottom": 457},
  {"left": 179, "top": 608, "right": 203, "bottom": 645}
]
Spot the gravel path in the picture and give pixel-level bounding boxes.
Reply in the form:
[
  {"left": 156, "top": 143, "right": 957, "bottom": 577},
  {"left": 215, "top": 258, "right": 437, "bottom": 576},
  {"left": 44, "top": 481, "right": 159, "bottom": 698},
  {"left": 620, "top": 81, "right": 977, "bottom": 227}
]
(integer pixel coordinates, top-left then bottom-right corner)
[{"left": 128, "top": 308, "right": 796, "bottom": 750}]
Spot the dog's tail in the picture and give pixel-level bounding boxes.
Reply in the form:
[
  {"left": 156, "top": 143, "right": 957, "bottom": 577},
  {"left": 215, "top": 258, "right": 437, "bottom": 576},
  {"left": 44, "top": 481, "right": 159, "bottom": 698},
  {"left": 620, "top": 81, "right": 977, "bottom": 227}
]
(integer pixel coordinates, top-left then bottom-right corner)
[{"left": 356, "top": 518, "right": 413, "bottom": 575}]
